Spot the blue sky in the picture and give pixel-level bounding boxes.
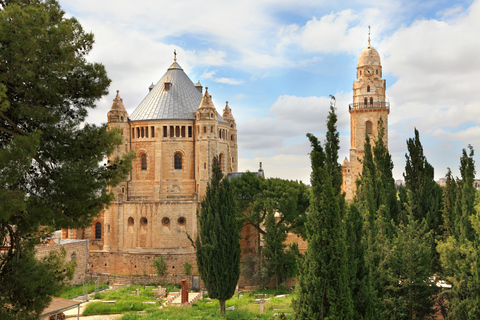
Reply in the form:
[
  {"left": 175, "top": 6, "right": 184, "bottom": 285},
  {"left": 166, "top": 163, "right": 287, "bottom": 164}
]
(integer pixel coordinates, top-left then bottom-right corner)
[{"left": 61, "top": 0, "right": 480, "bottom": 183}]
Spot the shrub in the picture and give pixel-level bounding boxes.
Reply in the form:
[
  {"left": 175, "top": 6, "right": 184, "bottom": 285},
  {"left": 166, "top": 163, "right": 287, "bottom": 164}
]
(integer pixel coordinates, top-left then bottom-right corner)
[
  {"left": 152, "top": 256, "right": 168, "bottom": 277},
  {"left": 183, "top": 262, "right": 193, "bottom": 275}
]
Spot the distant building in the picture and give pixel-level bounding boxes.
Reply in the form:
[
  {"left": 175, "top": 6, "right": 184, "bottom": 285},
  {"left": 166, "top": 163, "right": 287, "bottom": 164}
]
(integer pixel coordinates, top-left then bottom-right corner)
[{"left": 395, "top": 180, "right": 406, "bottom": 187}]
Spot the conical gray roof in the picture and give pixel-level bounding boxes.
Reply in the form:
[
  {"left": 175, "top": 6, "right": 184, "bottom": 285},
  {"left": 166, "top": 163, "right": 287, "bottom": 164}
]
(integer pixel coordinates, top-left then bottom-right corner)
[{"left": 130, "top": 61, "right": 227, "bottom": 124}]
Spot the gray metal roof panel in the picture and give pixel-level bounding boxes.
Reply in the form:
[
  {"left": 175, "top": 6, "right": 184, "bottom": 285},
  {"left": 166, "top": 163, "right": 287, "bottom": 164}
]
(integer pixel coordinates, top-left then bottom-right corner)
[{"left": 130, "top": 62, "right": 228, "bottom": 123}]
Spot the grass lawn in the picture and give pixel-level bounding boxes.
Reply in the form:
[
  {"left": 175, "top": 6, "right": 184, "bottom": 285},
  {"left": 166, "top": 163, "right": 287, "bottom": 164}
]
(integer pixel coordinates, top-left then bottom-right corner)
[
  {"left": 119, "top": 289, "right": 294, "bottom": 320},
  {"left": 82, "top": 284, "right": 180, "bottom": 316},
  {"left": 56, "top": 281, "right": 109, "bottom": 300}
]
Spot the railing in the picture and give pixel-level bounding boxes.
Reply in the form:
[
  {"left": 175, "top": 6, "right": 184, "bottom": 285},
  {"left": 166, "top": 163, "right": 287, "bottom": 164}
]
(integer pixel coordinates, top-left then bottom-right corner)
[{"left": 349, "top": 102, "right": 390, "bottom": 111}]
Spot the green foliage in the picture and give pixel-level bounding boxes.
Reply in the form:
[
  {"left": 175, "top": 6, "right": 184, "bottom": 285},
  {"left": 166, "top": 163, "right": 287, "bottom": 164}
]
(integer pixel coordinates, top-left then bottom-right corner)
[
  {"left": 82, "top": 285, "right": 159, "bottom": 316},
  {"left": 384, "top": 216, "right": 437, "bottom": 319},
  {"left": 152, "top": 256, "right": 168, "bottom": 277},
  {"left": 58, "top": 281, "right": 109, "bottom": 299},
  {"left": 457, "top": 145, "right": 476, "bottom": 242},
  {"left": 118, "top": 288, "right": 295, "bottom": 319},
  {"left": 263, "top": 211, "right": 287, "bottom": 289},
  {"left": 193, "top": 156, "right": 241, "bottom": 314},
  {"left": 442, "top": 168, "right": 458, "bottom": 238},
  {"left": 437, "top": 146, "right": 480, "bottom": 319},
  {"left": 0, "top": 247, "right": 76, "bottom": 319},
  {"left": 294, "top": 101, "right": 353, "bottom": 319},
  {"left": 231, "top": 173, "right": 310, "bottom": 241},
  {"left": 183, "top": 262, "right": 193, "bottom": 275},
  {"left": 345, "top": 203, "right": 375, "bottom": 319},
  {"left": 240, "top": 253, "right": 271, "bottom": 289},
  {"left": 403, "top": 129, "right": 443, "bottom": 274},
  {"left": 403, "top": 129, "right": 443, "bottom": 234},
  {"left": 0, "top": 0, "right": 133, "bottom": 317}
]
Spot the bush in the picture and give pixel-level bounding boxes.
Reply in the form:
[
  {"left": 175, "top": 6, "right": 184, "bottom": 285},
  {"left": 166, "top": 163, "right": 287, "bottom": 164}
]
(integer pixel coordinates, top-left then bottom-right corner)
[
  {"left": 152, "top": 256, "right": 167, "bottom": 276},
  {"left": 183, "top": 262, "right": 193, "bottom": 275}
]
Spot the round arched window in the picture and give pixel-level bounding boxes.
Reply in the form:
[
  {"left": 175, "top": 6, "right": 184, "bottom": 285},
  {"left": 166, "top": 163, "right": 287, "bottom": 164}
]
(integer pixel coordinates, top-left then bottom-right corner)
[
  {"left": 128, "top": 217, "right": 134, "bottom": 226},
  {"left": 141, "top": 217, "right": 148, "bottom": 226}
]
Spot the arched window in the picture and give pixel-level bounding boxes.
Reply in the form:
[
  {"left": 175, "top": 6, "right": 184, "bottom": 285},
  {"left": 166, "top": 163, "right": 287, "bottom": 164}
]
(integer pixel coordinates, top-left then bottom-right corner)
[
  {"left": 370, "top": 97, "right": 373, "bottom": 105},
  {"left": 141, "top": 154, "right": 147, "bottom": 170},
  {"left": 95, "top": 222, "right": 101, "bottom": 239},
  {"left": 364, "top": 98, "right": 367, "bottom": 106},
  {"left": 367, "top": 86, "right": 370, "bottom": 92},
  {"left": 174, "top": 153, "right": 182, "bottom": 170},
  {"left": 366, "top": 121, "right": 373, "bottom": 135}
]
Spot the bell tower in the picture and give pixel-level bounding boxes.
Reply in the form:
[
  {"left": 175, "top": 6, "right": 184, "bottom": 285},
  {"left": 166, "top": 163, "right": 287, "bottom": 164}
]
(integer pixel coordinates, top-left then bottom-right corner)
[{"left": 342, "top": 30, "right": 390, "bottom": 200}]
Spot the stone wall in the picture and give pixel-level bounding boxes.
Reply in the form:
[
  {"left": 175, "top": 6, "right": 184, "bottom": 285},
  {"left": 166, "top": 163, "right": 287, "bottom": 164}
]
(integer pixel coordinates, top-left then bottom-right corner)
[
  {"left": 35, "top": 239, "right": 88, "bottom": 285},
  {"left": 89, "top": 250, "right": 197, "bottom": 275},
  {"left": 87, "top": 272, "right": 204, "bottom": 289}
]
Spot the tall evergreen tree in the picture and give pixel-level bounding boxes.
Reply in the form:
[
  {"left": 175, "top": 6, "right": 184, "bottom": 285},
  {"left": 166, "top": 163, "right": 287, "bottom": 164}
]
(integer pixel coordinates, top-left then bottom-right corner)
[
  {"left": 263, "top": 210, "right": 287, "bottom": 290},
  {"left": 345, "top": 203, "right": 375, "bottom": 319},
  {"left": 294, "top": 102, "right": 353, "bottom": 319},
  {"left": 457, "top": 145, "right": 476, "bottom": 242},
  {"left": 193, "top": 156, "right": 240, "bottom": 314},
  {"left": 442, "top": 168, "right": 458, "bottom": 238},
  {"left": 0, "top": 1, "right": 133, "bottom": 317},
  {"left": 384, "top": 216, "right": 437, "bottom": 320},
  {"left": 437, "top": 146, "right": 479, "bottom": 319},
  {"left": 403, "top": 128, "right": 443, "bottom": 272},
  {"left": 403, "top": 129, "right": 443, "bottom": 232},
  {"left": 373, "top": 118, "right": 399, "bottom": 225}
]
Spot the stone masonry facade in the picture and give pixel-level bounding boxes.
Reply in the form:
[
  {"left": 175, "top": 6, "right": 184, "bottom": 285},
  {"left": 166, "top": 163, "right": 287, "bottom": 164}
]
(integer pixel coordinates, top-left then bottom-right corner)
[{"left": 35, "top": 239, "right": 88, "bottom": 285}]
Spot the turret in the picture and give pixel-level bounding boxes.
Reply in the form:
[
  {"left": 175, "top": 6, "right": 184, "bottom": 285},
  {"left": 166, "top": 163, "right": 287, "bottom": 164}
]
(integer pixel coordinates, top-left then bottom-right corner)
[
  {"left": 195, "top": 87, "right": 219, "bottom": 198},
  {"left": 222, "top": 101, "right": 238, "bottom": 172},
  {"left": 107, "top": 90, "right": 130, "bottom": 200}
]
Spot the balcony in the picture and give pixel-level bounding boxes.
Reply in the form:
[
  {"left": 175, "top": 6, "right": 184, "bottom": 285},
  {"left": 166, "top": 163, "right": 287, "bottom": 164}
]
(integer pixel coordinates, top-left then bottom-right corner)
[{"left": 349, "top": 102, "right": 390, "bottom": 111}]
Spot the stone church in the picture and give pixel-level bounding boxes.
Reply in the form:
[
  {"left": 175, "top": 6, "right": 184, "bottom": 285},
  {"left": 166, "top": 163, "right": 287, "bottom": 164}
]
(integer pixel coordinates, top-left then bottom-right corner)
[
  {"left": 63, "top": 58, "right": 239, "bottom": 274},
  {"left": 342, "top": 36, "right": 390, "bottom": 200},
  {"left": 63, "top": 35, "right": 389, "bottom": 275}
]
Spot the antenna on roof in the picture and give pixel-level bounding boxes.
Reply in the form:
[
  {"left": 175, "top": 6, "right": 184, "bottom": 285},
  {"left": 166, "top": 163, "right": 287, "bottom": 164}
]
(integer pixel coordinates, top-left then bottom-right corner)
[{"left": 174, "top": 49, "right": 177, "bottom": 61}]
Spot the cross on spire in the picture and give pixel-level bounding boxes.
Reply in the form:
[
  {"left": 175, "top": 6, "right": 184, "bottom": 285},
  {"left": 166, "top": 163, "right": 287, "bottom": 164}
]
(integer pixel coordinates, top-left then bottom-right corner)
[
  {"left": 174, "top": 49, "right": 177, "bottom": 61},
  {"left": 368, "top": 25, "right": 371, "bottom": 46}
]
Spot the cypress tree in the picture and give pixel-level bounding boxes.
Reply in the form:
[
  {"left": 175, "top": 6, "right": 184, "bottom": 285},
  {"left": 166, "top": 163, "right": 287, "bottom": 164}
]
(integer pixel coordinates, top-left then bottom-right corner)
[
  {"left": 345, "top": 203, "right": 375, "bottom": 319},
  {"left": 294, "top": 102, "right": 353, "bottom": 319},
  {"left": 404, "top": 129, "right": 443, "bottom": 231},
  {"left": 263, "top": 210, "right": 287, "bottom": 290},
  {"left": 372, "top": 118, "right": 399, "bottom": 225},
  {"left": 442, "top": 168, "right": 457, "bottom": 238},
  {"left": 457, "top": 145, "right": 476, "bottom": 242},
  {"left": 193, "top": 156, "right": 240, "bottom": 314},
  {"left": 385, "top": 216, "right": 437, "bottom": 319},
  {"left": 404, "top": 128, "right": 443, "bottom": 272},
  {"left": 437, "top": 146, "right": 480, "bottom": 319}
]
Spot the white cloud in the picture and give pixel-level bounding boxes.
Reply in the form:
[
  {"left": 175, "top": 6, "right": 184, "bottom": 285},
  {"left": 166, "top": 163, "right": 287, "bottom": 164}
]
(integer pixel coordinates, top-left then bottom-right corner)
[
  {"left": 215, "top": 77, "right": 244, "bottom": 85},
  {"left": 67, "top": 0, "right": 480, "bottom": 183}
]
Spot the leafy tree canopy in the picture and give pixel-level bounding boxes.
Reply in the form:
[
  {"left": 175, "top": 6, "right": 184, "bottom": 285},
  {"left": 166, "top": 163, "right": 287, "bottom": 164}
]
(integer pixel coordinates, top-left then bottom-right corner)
[
  {"left": 231, "top": 173, "right": 309, "bottom": 239},
  {"left": 0, "top": 0, "right": 133, "bottom": 317}
]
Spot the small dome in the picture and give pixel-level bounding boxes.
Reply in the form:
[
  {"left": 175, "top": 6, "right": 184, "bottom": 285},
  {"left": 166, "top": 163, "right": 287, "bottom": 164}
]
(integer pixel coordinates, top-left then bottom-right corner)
[{"left": 358, "top": 44, "right": 381, "bottom": 67}]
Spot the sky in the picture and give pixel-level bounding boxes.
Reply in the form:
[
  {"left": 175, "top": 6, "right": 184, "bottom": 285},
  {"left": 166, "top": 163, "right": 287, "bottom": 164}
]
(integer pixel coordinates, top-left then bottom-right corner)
[{"left": 60, "top": 0, "right": 480, "bottom": 184}]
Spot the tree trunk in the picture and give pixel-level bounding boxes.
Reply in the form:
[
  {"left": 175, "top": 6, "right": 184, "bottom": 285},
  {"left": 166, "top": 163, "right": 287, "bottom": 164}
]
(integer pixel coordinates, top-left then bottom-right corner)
[{"left": 220, "top": 299, "right": 226, "bottom": 315}]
